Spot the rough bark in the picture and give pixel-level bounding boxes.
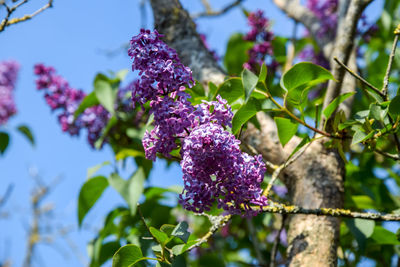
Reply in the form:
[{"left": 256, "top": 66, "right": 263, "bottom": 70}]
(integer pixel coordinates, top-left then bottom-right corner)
[{"left": 149, "top": 0, "right": 360, "bottom": 266}]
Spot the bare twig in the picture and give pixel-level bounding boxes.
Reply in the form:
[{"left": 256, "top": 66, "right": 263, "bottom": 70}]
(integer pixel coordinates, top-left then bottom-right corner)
[
  {"left": 0, "top": 184, "right": 13, "bottom": 210},
  {"left": 333, "top": 57, "right": 384, "bottom": 97},
  {"left": 382, "top": 24, "right": 400, "bottom": 97},
  {"left": 263, "top": 140, "right": 312, "bottom": 197},
  {"left": 374, "top": 149, "right": 400, "bottom": 161},
  {"left": 192, "top": 0, "right": 244, "bottom": 19},
  {"left": 270, "top": 214, "right": 286, "bottom": 267},
  {"left": 0, "top": 0, "right": 53, "bottom": 33}
]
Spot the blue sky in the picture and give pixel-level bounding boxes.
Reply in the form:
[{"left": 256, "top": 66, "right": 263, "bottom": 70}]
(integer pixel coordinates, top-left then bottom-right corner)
[{"left": 0, "top": 0, "right": 384, "bottom": 266}]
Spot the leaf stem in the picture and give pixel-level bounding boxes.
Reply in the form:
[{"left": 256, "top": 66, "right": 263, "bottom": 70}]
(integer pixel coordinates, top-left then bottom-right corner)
[{"left": 254, "top": 89, "right": 334, "bottom": 138}]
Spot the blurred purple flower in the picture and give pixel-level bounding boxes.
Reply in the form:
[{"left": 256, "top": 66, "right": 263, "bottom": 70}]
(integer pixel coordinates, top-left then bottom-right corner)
[{"left": 0, "top": 60, "right": 19, "bottom": 125}]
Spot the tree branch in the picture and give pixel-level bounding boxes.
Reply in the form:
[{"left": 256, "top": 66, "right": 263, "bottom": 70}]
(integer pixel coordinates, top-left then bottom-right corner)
[{"left": 192, "top": 0, "right": 245, "bottom": 19}]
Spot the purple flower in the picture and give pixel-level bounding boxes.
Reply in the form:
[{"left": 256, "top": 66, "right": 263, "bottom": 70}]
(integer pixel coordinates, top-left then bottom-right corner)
[
  {"left": 0, "top": 60, "right": 19, "bottom": 125},
  {"left": 179, "top": 123, "right": 267, "bottom": 216},
  {"left": 34, "top": 64, "right": 111, "bottom": 147},
  {"left": 129, "top": 29, "right": 268, "bottom": 216},
  {"left": 143, "top": 91, "right": 196, "bottom": 160},
  {"left": 306, "top": 0, "right": 338, "bottom": 39},
  {"left": 128, "top": 29, "right": 194, "bottom": 105},
  {"left": 243, "top": 10, "right": 277, "bottom": 72}
]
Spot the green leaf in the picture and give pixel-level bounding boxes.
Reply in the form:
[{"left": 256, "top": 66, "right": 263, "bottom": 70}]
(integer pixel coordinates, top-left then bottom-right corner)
[
  {"left": 214, "top": 78, "right": 244, "bottom": 104},
  {"left": 281, "top": 62, "right": 334, "bottom": 91},
  {"left": 371, "top": 226, "right": 400, "bottom": 244},
  {"left": 98, "top": 241, "right": 121, "bottom": 267},
  {"left": 351, "top": 129, "right": 374, "bottom": 146},
  {"left": 351, "top": 195, "right": 376, "bottom": 209},
  {"left": 224, "top": 33, "right": 253, "bottom": 75},
  {"left": 78, "top": 176, "right": 109, "bottom": 227},
  {"left": 259, "top": 63, "right": 267, "bottom": 82},
  {"left": 208, "top": 82, "right": 218, "bottom": 101},
  {"left": 241, "top": 68, "right": 258, "bottom": 103},
  {"left": 389, "top": 95, "right": 400, "bottom": 117},
  {"left": 112, "top": 244, "right": 144, "bottom": 267},
  {"left": 87, "top": 161, "right": 111, "bottom": 178},
  {"left": 354, "top": 218, "right": 375, "bottom": 238},
  {"left": 109, "top": 167, "right": 146, "bottom": 215},
  {"left": 115, "top": 149, "right": 145, "bottom": 161},
  {"left": 323, "top": 92, "right": 355, "bottom": 119},
  {"left": 95, "top": 80, "right": 116, "bottom": 114},
  {"left": 150, "top": 227, "right": 170, "bottom": 245},
  {"left": 16, "top": 125, "right": 35, "bottom": 146},
  {"left": 171, "top": 221, "right": 190, "bottom": 243},
  {"left": 0, "top": 132, "right": 10, "bottom": 154},
  {"left": 115, "top": 69, "right": 129, "bottom": 81},
  {"left": 231, "top": 98, "right": 261, "bottom": 134},
  {"left": 160, "top": 224, "right": 176, "bottom": 236},
  {"left": 369, "top": 103, "right": 388, "bottom": 122},
  {"left": 171, "top": 240, "right": 198, "bottom": 256},
  {"left": 74, "top": 92, "right": 99, "bottom": 118},
  {"left": 274, "top": 117, "right": 298, "bottom": 147}
]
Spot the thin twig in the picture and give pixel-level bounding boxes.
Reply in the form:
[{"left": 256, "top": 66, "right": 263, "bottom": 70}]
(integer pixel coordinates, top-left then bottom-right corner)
[
  {"left": 333, "top": 57, "right": 384, "bottom": 97},
  {"left": 187, "top": 214, "right": 231, "bottom": 251},
  {"left": 263, "top": 140, "right": 311, "bottom": 197},
  {"left": 259, "top": 201, "right": 400, "bottom": 221},
  {"left": 0, "top": 0, "right": 53, "bottom": 32},
  {"left": 374, "top": 148, "right": 399, "bottom": 161},
  {"left": 382, "top": 24, "right": 400, "bottom": 97},
  {"left": 246, "top": 218, "right": 267, "bottom": 266},
  {"left": 270, "top": 214, "right": 286, "bottom": 267},
  {"left": 192, "top": 0, "right": 244, "bottom": 19}
]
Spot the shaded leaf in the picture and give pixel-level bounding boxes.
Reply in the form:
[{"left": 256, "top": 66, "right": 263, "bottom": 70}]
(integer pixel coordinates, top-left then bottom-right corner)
[
  {"left": 214, "top": 78, "right": 244, "bottom": 104},
  {"left": 0, "top": 131, "right": 9, "bottom": 154},
  {"left": 16, "top": 125, "right": 35, "bottom": 146},
  {"left": 389, "top": 95, "right": 400, "bottom": 117},
  {"left": 172, "top": 221, "right": 190, "bottom": 243}
]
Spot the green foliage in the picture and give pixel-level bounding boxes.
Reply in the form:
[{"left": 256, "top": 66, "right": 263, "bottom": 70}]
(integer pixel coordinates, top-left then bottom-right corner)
[
  {"left": 112, "top": 245, "right": 144, "bottom": 267},
  {"left": 274, "top": 117, "right": 298, "bottom": 146},
  {"left": 78, "top": 176, "right": 109, "bottom": 227},
  {"left": 16, "top": 124, "right": 35, "bottom": 146},
  {"left": 109, "top": 167, "right": 146, "bottom": 215},
  {"left": 0, "top": 131, "right": 9, "bottom": 154},
  {"left": 224, "top": 33, "right": 253, "bottom": 75}
]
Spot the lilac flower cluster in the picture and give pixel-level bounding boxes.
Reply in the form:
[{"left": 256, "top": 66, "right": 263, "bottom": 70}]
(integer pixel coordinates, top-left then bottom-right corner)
[
  {"left": 243, "top": 10, "right": 278, "bottom": 72},
  {"left": 128, "top": 29, "right": 194, "bottom": 106},
  {"left": 34, "top": 64, "right": 111, "bottom": 147},
  {"left": 0, "top": 60, "right": 19, "bottom": 125},
  {"left": 306, "top": 0, "right": 338, "bottom": 39},
  {"left": 130, "top": 29, "right": 267, "bottom": 216}
]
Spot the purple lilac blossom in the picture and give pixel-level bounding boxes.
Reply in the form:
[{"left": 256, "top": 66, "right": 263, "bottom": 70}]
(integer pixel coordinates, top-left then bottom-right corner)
[
  {"left": 306, "top": 0, "right": 338, "bottom": 39},
  {"left": 34, "top": 64, "right": 110, "bottom": 147},
  {"left": 179, "top": 123, "right": 267, "bottom": 216},
  {"left": 128, "top": 29, "right": 194, "bottom": 106},
  {"left": 0, "top": 60, "right": 19, "bottom": 125},
  {"left": 130, "top": 30, "right": 267, "bottom": 216},
  {"left": 243, "top": 10, "right": 277, "bottom": 72}
]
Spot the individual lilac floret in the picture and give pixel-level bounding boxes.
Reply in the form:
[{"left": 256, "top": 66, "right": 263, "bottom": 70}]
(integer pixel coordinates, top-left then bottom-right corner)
[
  {"left": 128, "top": 29, "right": 194, "bottom": 105},
  {"left": 195, "top": 95, "right": 233, "bottom": 128},
  {"left": 0, "top": 60, "right": 19, "bottom": 125},
  {"left": 143, "top": 92, "right": 196, "bottom": 160},
  {"left": 34, "top": 64, "right": 110, "bottom": 147},
  {"left": 243, "top": 10, "right": 277, "bottom": 72},
  {"left": 179, "top": 123, "right": 267, "bottom": 216}
]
